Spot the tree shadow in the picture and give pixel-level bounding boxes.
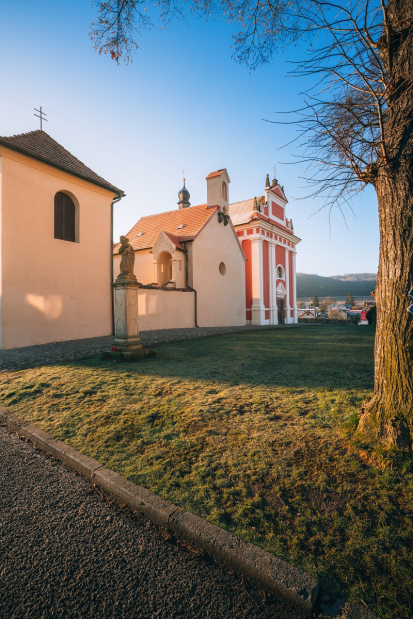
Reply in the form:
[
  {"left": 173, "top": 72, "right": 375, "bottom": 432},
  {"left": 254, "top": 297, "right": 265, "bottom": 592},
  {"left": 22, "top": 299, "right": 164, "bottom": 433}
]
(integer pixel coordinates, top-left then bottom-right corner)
[{"left": 86, "top": 326, "right": 375, "bottom": 391}]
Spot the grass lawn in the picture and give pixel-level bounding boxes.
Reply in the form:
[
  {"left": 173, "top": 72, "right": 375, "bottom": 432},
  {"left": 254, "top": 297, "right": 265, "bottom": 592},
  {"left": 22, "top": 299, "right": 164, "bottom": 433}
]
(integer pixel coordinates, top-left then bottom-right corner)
[{"left": 1, "top": 326, "right": 412, "bottom": 619}]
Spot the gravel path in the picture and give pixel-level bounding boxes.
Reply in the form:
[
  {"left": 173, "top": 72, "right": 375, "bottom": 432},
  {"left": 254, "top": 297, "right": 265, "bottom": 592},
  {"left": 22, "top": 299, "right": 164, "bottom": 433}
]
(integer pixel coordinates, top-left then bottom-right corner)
[
  {"left": 0, "top": 325, "right": 302, "bottom": 371},
  {"left": 0, "top": 426, "right": 304, "bottom": 619}
]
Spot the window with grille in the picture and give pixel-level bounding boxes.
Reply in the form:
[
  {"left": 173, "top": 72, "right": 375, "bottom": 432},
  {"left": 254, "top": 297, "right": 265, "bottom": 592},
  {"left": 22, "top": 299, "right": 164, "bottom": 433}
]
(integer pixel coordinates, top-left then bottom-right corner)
[{"left": 54, "top": 192, "right": 76, "bottom": 242}]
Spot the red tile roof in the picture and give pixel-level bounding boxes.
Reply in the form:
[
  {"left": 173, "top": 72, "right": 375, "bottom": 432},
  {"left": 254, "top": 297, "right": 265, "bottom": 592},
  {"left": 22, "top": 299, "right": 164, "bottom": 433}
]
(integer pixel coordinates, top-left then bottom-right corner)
[
  {"left": 113, "top": 204, "right": 217, "bottom": 253},
  {"left": 163, "top": 231, "right": 187, "bottom": 252},
  {"left": 205, "top": 169, "right": 226, "bottom": 179},
  {"left": 0, "top": 130, "right": 122, "bottom": 195}
]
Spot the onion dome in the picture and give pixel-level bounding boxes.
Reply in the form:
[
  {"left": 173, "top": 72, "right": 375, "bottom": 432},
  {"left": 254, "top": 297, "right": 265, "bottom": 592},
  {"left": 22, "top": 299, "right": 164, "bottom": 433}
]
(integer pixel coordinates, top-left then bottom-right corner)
[{"left": 177, "top": 179, "right": 191, "bottom": 209}]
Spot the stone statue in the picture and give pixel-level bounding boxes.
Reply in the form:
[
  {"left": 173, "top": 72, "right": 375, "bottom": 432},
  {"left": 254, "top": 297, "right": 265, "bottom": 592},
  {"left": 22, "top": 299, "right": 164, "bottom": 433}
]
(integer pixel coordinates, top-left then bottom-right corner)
[{"left": 118, "top": 236, "right": 136, "bottom": 281}]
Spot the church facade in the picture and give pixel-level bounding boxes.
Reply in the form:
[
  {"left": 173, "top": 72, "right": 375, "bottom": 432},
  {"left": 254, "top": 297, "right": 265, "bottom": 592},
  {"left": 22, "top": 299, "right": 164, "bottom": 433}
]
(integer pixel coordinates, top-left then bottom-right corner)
[
  {"left": 0, "top": 130, "right": 123, "bottom": 349},
  {"left": 230, "top": 175, "right": 301, "bottom": 325}
]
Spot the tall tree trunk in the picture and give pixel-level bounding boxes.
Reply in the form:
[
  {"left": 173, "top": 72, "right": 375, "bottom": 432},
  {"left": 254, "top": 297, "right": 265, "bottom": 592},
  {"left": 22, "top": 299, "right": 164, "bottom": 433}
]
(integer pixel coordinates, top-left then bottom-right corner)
[
  {"left": 358, "top": 0, "right": 413, "bottom": 449},
  {"left": 359, "top": 172, "right": 413, "bottom": 449}
]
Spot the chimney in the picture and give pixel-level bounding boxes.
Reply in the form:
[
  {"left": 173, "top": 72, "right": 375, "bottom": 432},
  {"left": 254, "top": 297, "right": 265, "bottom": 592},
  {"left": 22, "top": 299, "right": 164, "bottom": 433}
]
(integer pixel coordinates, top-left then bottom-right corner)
[{"left": 206, "top": 168, "right": 230, "bottom": 213}]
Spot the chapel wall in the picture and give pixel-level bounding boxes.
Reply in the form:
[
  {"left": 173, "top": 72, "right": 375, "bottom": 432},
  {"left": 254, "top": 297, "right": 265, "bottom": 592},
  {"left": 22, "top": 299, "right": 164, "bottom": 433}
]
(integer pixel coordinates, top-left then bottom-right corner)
[
  {"left": 192, "top": 213, "right": 245, "bottom": 327},
  {"left": 0, "top": 149, "right": 113, "bottom": 349},
  {"left": 137, "top": 288, "right": 195, "bottom": 330}
]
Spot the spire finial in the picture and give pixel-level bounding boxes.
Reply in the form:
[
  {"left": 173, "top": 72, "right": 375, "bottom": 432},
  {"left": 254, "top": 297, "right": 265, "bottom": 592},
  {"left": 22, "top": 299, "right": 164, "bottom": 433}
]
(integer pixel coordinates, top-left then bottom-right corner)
[
  {"left": 253, "top": 196, "right": 259, "bottom": 211},
  {"left": 272, "top": 164, "right": 277, "bottom": 186},
  {"left": 265, "top": 174, "right": 270, "bottom": 188}
]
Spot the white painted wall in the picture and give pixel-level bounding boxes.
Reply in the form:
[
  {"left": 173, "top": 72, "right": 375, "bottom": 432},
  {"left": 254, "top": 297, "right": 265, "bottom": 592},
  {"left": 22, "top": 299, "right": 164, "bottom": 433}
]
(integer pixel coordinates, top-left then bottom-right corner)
[
  {"left": 192, "top": 212, "right": 246, "bottom": 327},
  {"left": 0, "top": 147, "right": 115, "bottom": 349},
  {"left": 138, "top": 288, "right": 195, "bottom": 330}
]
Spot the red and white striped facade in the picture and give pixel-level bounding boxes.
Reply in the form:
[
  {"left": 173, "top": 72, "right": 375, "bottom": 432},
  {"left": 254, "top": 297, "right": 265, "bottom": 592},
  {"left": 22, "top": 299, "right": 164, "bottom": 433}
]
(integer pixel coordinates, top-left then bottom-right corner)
[{"left": 229, "top": 179, "right": 301, "bottom": 325}]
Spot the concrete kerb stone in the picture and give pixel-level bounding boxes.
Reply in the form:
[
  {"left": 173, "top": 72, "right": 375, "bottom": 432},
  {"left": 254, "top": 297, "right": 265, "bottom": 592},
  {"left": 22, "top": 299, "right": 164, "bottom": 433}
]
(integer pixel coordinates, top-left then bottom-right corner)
[
  {"left": 0, "top": 408, "right": 380, "bottom": 618},
  {"left": 0, "top": 414, "right": 104, "bottom": 480},
  {"left": 0, "top": 407, "right": 30, "bottom": 432},
  {"left": 168, "top": 509, "right": 319, "bottom": 614},
  {"left": 93, "top": 467, "right": 179, "bottom": 527}
]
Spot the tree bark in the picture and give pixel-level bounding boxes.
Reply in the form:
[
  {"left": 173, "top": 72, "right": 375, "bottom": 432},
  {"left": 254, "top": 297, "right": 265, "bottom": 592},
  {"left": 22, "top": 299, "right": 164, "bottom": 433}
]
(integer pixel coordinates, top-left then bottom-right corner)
[
  {"left": 358, "top": 0, "right": 413, "bottom": 449},
  {"left": 359, "top": 172, "right": 413, "bottom": 448}
]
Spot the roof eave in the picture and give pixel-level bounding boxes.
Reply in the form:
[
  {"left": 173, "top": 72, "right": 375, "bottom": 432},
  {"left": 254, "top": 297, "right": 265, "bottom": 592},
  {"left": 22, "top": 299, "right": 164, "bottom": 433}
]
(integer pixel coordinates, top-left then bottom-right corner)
[{"left": 0, "top": 138, "right": 124, "bottom": 196}]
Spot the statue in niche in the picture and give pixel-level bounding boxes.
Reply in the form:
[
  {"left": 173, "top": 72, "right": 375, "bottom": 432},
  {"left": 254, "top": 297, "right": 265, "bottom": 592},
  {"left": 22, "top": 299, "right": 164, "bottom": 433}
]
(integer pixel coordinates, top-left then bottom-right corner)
[{"left": 117, "top": 236, "right": 136, "bottom": 281}]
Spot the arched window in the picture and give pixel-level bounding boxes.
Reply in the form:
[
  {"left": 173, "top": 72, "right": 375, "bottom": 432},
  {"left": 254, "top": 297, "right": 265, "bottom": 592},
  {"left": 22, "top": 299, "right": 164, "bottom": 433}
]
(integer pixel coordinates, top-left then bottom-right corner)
[
  {"left": 222, "top": 181, "right": 227, "bottom": 201},
  {"left": 54, "top": 192, "right": 76, "bottom": 242},
  {"left": 277, "top": 265, "right": 285, "bottom": 280}
]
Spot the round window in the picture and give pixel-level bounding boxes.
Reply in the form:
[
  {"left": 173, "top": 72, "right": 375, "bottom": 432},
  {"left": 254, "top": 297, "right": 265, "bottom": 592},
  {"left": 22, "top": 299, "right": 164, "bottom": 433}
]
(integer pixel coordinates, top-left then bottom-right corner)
[{"left": 219, "top": 262, "right": 226, "bottom": 275}]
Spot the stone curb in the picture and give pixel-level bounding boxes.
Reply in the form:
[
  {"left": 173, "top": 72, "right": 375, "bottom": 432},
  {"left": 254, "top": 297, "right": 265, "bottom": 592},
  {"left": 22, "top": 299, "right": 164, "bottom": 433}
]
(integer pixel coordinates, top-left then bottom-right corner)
[{"left": 0, "top": 407, "right": 380, "bottom": 618}]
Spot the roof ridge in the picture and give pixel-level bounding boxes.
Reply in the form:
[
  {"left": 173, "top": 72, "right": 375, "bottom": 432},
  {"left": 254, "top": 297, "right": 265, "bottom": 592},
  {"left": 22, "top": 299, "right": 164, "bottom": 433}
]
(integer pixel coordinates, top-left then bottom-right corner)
[
  {"left": 136, "top": 203, "right": 210, "bottom": 221},
  {"left": 230, "top": 196, "right": 265, "bottom": 206}
]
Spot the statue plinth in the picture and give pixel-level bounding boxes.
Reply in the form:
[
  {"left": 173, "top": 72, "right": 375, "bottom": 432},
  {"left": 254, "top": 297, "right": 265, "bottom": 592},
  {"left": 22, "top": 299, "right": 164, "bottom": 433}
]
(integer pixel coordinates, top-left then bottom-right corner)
[
  {"left": 104, "top": 278, "right": 151, "bottom": 361},
  {"left": 113, "top": 279, "right": 142, "bottom": 351},
  {"left": 115, "top": 272, "right": 138, "bottom": 285}
]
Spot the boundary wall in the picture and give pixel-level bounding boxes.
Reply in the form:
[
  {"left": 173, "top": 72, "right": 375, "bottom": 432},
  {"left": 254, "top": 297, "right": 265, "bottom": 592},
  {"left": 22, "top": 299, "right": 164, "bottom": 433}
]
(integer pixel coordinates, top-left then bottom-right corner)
[{"left": 137, "top": 287, "right": 195, "bottom": 331}]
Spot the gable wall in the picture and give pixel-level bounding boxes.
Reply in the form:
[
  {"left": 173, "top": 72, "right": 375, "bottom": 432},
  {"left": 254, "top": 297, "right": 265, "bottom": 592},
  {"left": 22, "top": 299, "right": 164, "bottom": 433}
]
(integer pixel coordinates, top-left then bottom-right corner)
[
  {"left": 192, "top": 212, "right": 245, "bottom": 327},
  {"left": 0, "top": 147, "right": 114, "bottom": 349}
]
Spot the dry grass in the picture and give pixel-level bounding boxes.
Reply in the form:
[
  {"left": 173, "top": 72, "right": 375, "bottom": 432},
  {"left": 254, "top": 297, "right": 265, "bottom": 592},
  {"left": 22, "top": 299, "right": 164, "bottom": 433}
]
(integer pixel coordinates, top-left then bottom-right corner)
[{"left": 1, "top": 326, "right": 412, "bottom": 619}]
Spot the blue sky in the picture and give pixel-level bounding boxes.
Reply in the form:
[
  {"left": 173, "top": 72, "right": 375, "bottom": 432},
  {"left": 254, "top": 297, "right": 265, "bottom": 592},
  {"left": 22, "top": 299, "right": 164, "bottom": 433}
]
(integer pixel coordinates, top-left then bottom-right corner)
[{"left": 0, "top": 0, "right": 379, "bottom": 276}]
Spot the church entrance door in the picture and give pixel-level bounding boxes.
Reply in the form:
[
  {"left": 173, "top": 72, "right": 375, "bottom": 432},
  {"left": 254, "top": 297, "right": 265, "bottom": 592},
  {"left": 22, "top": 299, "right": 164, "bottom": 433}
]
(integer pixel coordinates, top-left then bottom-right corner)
[{"left": 277, "top": 298, "right": 284, "bottom": 324}]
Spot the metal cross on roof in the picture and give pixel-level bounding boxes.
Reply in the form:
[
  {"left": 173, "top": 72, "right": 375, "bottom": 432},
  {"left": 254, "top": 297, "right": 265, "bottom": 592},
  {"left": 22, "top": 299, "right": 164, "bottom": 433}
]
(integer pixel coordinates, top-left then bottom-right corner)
[{"left": 34, "top": 106, "right": 48, "bottom": 131}]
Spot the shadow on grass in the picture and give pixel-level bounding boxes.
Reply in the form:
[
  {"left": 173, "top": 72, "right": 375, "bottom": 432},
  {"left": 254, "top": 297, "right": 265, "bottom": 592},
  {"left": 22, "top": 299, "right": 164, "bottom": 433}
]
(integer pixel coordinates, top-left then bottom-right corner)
[{"left": 91, "top": 326, "right": 375, "bottom": 391}]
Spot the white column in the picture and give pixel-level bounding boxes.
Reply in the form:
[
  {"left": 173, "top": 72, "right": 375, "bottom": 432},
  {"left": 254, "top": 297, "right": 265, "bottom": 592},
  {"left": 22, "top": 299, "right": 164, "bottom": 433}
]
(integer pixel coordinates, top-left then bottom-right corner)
[
  {"left": 285, "top": 247, "right": 291, "bottom": 324},
  {"left": 292, "top": 251, "right": 298, "bottom": 323},
  {"left": 269, "top": 242, "right": 277, "bottom": 325},
  {"left": 251, "top": 238, "right": 265, "bottom": 325}
]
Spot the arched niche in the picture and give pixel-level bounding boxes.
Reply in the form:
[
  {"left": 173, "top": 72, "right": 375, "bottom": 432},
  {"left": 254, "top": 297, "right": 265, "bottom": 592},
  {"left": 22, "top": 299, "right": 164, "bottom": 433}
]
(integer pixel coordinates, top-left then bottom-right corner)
[{"left": 157, "top": 251, "right": 173, "bottom": 286}]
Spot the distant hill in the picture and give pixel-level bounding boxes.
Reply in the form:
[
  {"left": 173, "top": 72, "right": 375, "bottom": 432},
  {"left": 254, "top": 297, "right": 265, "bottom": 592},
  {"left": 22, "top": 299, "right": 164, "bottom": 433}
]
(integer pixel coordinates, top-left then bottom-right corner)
[
  {"left": 330, "top": 273, "right": 377, "bottom": 282},
  {"left": 297, "top": 273, "right": 376, "bottom": 299}
]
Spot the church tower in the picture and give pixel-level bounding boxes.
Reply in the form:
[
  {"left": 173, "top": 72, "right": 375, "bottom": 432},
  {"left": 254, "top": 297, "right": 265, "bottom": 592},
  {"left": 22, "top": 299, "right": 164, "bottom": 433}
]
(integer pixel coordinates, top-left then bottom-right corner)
[{"left": 177, "top": 179, "right": 191, "bottom": 209}]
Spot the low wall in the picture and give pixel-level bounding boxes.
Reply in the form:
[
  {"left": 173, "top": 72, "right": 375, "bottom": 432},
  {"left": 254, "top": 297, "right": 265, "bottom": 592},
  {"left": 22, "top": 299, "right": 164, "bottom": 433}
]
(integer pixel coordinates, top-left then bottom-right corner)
[
  {"left": 298, "top": 318, "right": 359, "bottom": 325},
  {"left": 137, "top": 287, "right": 195, "bottom": 331}
]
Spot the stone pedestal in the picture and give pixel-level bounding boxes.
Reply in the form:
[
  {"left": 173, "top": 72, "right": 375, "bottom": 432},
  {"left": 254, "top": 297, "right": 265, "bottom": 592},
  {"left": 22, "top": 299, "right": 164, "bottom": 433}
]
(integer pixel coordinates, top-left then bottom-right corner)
[
  {"left": 104, "top": 275, "right": 151, "bottom": 361},
  {"left": 113, "top": 279, "right": 142, "bottom": 351}
]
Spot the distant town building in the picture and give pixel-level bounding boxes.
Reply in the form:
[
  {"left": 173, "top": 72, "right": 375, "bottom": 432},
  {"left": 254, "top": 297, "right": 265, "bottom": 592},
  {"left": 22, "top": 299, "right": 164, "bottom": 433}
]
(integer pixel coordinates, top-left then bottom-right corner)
[{"left": 297, "top": 308, "right": 317, "bottom": 319}]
